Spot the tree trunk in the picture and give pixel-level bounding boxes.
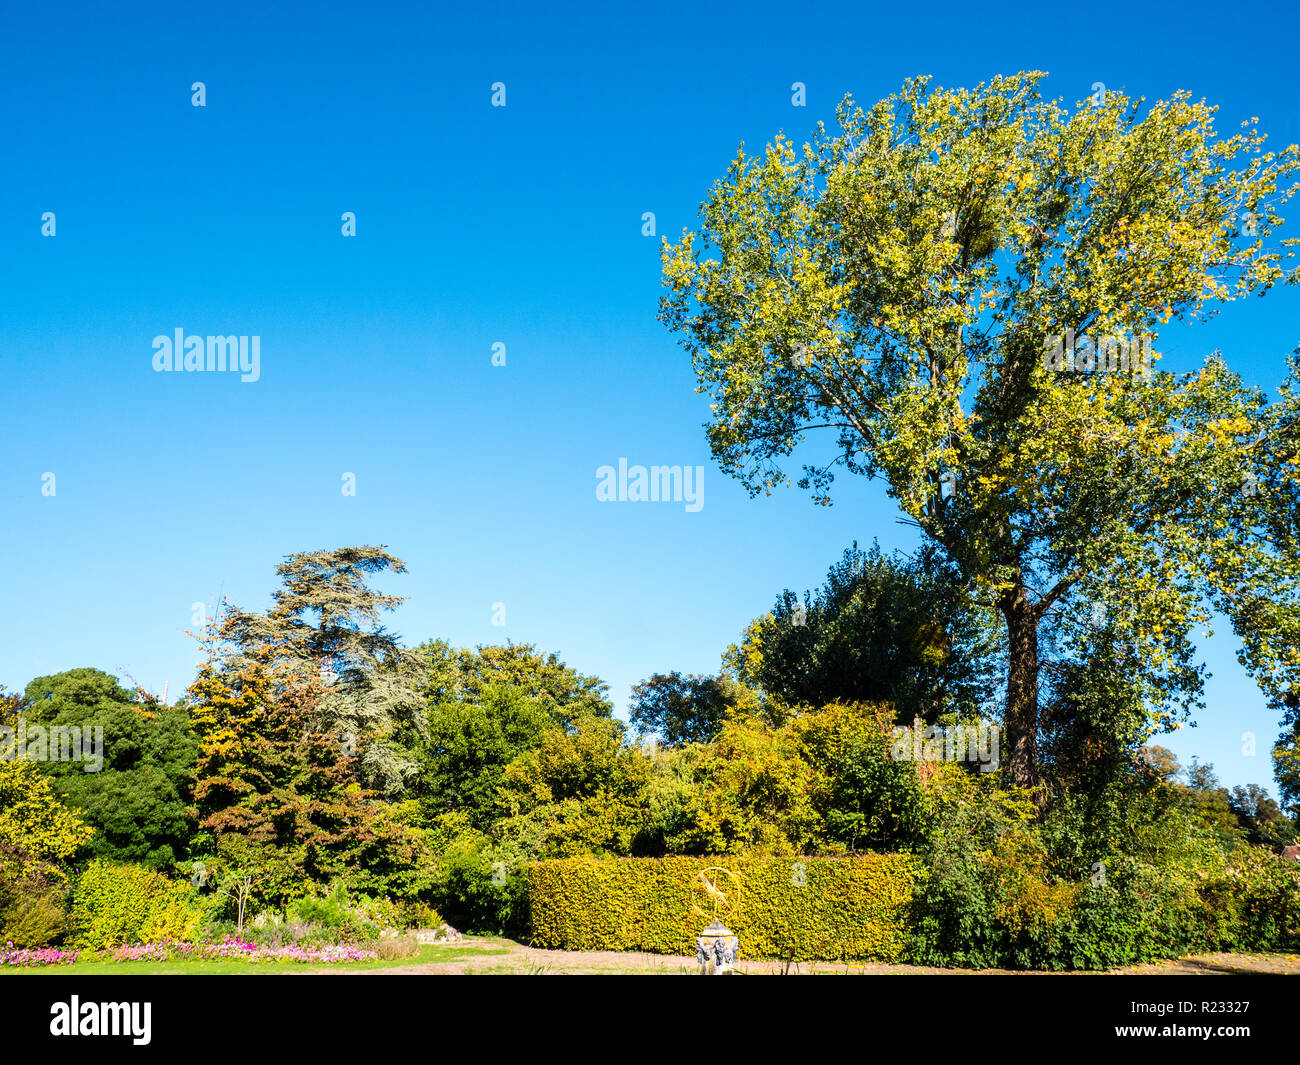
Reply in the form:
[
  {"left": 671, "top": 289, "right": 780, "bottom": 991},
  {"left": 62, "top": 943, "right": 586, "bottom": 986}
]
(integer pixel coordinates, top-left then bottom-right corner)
[{"left": 1001, "top": 585, "right": 1042, "bottom": 793}]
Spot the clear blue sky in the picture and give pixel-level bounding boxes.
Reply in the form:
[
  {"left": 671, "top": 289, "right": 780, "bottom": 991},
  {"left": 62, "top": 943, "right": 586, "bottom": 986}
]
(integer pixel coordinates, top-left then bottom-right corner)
[{"left": 3, "top": 0, "right": 1298, "bottom": 795}]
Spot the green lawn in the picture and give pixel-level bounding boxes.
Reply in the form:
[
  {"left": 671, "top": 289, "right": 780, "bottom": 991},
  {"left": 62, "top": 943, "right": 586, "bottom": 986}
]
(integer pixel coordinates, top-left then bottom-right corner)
[{"left": 2, "top": 942, "right": 509, "bottom": 976}]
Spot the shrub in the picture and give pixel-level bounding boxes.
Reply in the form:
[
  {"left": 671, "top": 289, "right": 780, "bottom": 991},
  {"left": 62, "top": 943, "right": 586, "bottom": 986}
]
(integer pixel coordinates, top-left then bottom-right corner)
[
  {"left": 1222, "top": 847, "right": 1300, "bottom": 951},
  {"left": 0, "top": 849, "right": 68, "bottom": 948},
  {"left": 69, "top": 861, "right": 200, "bottom": 949},
  {"left": 350, "top": 893, "right": 403, "bottom": 932},
  {"left": 910, "top": 837, "right": 1299, "bottom": 971},
  {"left": 908, "top": 841, "right": 1012, "bottom": 968},
  {"left": 907, "top": 771, "right": 1233, "bottom": 971},
  {"left": 1, "top": 888, "right": 67, "bottom": 949},
  {"left": 286, "top": 882, "right": 381, "bottom": 942},
  {"left": 428, "top": 824, "right": 529, "bottom": 937},
  {"left": 528, "top": 854, "right": 916, "bottom": 960},
  {"left": 288, "top": 883, "right": 349, "bottom": 927},
  {"left": 906, "top": 775, "right": 1047, "bottom": 968},
  {"left": 411, "top": 902, "right": 443, "bottom": 929}
]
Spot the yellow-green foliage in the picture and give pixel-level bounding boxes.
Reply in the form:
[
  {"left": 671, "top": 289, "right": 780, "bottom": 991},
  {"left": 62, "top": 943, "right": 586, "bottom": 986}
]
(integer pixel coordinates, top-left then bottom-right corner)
[
  {"left": 528, "top": 854, "right": 915, "bottom": 960},
  {"left": 0, "top": 759, "right": 94, "bottom": 878},
  {"left": 69, "top": 861, "right": 200, "bottom": 949}
]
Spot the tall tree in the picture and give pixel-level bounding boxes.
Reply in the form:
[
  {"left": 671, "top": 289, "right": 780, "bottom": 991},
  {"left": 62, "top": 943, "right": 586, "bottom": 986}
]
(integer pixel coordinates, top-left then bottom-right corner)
[
  {"left": 1227, "top": 783, "right": 1296, "bottom": 849},
  {"left": 1182, "top": 759, "right": 1247, "bottom": 848},
  {"left": 421, "top": 641, "right": 614, "bottom": 729},
  {"left": 188, "top": 624, "right": 431, "bottom": 906},
  {"left": 21, "top": 668, "right": 197, "bottom": 867},
  {"left": 222, "top": 546, "right": 426, "bottom": 797},
  {"left": 628, "top": 672, "right": 744, "bottom": 746},
  {"left": 416, "top": 641, "right": 616, "bottom": 827},
  {"left": 420, "top": 683, "right": 554, "bottom": 830},
  {"left": 727, "top": 542, "right": 1000, "bottom": 723},
  {"left": 661, "top": 72, "right": 1300, "bottom": 791}
]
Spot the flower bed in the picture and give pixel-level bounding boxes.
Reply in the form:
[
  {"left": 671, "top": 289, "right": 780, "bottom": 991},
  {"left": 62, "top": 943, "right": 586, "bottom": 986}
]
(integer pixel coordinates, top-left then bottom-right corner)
[
  {"left": 109, "top": 935, "right": 378, "bottom": 964},
  {"left": 2, "top": 944, "right": 80, "bottom": 967},
  {"left": 6, "top": 935, "right": 379, "bottom": 968}
]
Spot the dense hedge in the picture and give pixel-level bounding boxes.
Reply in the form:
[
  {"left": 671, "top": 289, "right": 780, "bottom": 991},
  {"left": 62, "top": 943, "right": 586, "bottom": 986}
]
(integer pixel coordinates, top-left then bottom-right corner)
[
  {"left": 528, "top": 855, "right": 916, "bottom": 960},
  {"left": 68, "top": 861, "right": 200, "bottom": 949}
]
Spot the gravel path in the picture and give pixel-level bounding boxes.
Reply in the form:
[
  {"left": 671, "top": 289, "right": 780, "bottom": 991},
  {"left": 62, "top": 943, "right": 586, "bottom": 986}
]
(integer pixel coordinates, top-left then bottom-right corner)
[{"left": 348, "top": 938, "right": 1300, "bottom": 975}]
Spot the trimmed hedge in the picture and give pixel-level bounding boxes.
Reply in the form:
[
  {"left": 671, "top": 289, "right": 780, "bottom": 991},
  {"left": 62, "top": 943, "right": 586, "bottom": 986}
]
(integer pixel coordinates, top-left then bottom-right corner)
[{"left": 528, "top": 855, "right": 915, "bottom": 960}]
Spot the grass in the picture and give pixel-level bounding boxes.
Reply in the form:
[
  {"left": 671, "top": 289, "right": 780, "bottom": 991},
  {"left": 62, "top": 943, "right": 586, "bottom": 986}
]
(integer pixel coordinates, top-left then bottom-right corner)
[{"left": 2, "top": 942, "right": 510, "bottom": 976}]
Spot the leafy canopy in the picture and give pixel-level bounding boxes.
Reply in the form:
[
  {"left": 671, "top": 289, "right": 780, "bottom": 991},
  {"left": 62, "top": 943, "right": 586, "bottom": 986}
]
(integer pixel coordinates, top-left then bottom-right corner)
[
  {"left": 21, "top": 668, "right": 197, "bottom": 868},
  {"left": 661, "top": 71, "right": 1300, "bottom": 785},
  {"left": 727, "top": 542, "right": 1000, "bottom": 724},
  {"left": 221, "top": 545, "right": 427, "bottom": 797}
]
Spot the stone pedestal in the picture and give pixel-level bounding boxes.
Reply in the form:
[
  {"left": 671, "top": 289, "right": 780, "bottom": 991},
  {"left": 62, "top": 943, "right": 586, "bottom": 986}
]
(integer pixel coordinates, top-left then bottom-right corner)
[{"left": 695, "top": 920, "right": 739, "bottom": 975}]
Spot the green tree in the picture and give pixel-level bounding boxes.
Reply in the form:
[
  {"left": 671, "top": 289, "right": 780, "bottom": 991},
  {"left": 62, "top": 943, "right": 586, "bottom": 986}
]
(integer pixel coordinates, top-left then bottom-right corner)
[
  {"left": 415, "top": 641, "right": 617, "bottom": 829},
  {"left": 496, "top": 714, "right": 652, "bottom": 858},
  {"left": 1227, "top": 783, "right": 1297, "bottom": 849},
  {"left": 657, "top": 714, "right": 822, "bottom": 856},
  {"left": 21, "top": 668, "right": 197, "bottom": 867},
  {"left": 1039, "top": 640, "right": 1163, "bottom": 801},
  {"left": 1274, "top": 699, "right": 1300, "bottom": 819},
  {"left": 1182, "top": 759, "right": 1245, "bottom": 849},
  {"left": 421, "top": 640, "right": 614, "bottom": 728},
  {"left": 660, "top": 72, "right": 1300, "bottom": 791},
  {"left": 792, "top": 701, "right": 931, "bottom": 851},
  {"left": 0, "top": 684, "right": 93, "bottom": 946},
  {"left": 420, "top": 683, "right": 553, "bottom": 830},
  {"left": 628, "top": 671, "right": 755, "bottom": 746},
  {"left": 416, "top": 656, "right": 623, "bottom": 937},
  {"left": 728, "top": 543, "right": 999, "bottom": 724}
]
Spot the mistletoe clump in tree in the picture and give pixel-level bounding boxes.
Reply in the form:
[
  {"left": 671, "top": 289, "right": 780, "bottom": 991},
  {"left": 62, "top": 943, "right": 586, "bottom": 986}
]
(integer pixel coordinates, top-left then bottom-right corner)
[{"left": 660, "top": 72, "right": 1300, "bottom": 792}]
